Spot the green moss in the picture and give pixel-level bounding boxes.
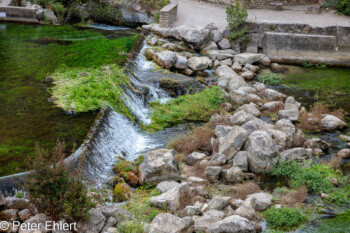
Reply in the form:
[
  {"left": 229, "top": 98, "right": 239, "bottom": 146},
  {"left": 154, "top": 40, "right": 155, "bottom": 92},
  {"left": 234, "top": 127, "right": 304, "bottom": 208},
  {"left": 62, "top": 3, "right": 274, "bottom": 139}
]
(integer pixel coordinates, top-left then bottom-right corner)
[
  {"left": 143, "top": 86, "right": 225, "bottom": 131},
  {"left": 0, "top": 23, "right": 137, "bottom": 176},
  {"left": 312, "top": 209, "right": 350, "bottom": 233},
  {"left": 264, "top": 207, "right": 308, "bottom": 230}
]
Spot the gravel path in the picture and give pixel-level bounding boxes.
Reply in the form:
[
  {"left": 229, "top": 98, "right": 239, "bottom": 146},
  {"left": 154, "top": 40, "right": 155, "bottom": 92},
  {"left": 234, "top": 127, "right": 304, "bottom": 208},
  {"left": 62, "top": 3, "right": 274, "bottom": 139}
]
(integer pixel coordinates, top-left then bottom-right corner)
[{"left": 174, "top": 0, "right": 350, "bottom": 30}]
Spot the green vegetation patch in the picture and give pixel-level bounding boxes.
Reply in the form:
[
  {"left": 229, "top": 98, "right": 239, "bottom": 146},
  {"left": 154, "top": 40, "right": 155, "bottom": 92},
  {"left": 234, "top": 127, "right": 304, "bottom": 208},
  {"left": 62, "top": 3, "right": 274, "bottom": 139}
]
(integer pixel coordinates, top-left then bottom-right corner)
[
  {"left": 51, "top": 64, "right": 133, "bottom": 119},
  {"left": 258, "top": 72, "right": 282, "bottom": 85},
  {"left": 269, "top": 161, "right": 341, "bottom": 193},
  {"left": 312, "top": 209, "right": 350, "bottom": 233},
  {"left": 143, "top": 86, "right": 225, "bottom": 131},
  {"left": 264, "top": 207, "right": 308, "bottom": 230}
]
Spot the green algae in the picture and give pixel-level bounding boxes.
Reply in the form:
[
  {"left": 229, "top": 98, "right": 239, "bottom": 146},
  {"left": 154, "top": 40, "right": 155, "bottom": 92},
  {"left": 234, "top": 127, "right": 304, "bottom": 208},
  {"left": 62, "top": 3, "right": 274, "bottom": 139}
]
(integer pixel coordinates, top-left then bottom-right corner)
[{"left": 0, "top": 23, "right": 138, "bottom": 176}]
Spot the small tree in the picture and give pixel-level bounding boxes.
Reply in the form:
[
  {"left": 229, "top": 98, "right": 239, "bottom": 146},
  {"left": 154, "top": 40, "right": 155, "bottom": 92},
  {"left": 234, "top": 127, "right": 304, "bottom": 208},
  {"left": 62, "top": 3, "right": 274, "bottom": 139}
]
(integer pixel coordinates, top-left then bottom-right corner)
[
  {"left": 25, "top": 140, "right": 95, "bottom": 221},
  {"left": 226, "top": 1, "right": 249, "bottom": 43}
]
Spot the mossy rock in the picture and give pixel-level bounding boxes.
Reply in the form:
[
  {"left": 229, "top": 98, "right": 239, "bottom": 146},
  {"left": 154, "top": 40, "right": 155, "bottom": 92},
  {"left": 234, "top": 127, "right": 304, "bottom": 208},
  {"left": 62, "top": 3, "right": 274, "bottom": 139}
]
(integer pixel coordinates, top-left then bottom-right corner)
[{"left": 113, "top": 183, "right": 133, "bottom": 202}]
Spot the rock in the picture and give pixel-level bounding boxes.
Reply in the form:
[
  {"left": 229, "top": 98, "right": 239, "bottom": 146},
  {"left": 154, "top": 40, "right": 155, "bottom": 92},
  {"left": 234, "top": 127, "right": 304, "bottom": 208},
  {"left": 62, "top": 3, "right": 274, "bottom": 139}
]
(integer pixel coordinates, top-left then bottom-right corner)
[
  {"left": 274, "top": 119, "right": 304, "bottom": 147},
  {"left": 103, "top": 227, "right": 118, "bottom": 233},
  {"left": 241, "top": 118, "right": 273, "bottom": 135},
  {"left": 232, "top": 151, "right": 249, "bottom": 172},
  {"left": 244, "top": 64, "right": 259, "bottom": 73},
  {"left": 206, "top": 50, "right": 236, "bottom": 61},
  {"left": 194, "top": 213, "right": 223, "bottom": 232},
  {"left": 189, "top": 177, "right": 207, "bottom": 186},
  {"left": 278, "top": 109, "right": 299, "bottom": 122},
  {"left": 339, "top": 135, "right": 350, "bottom": 142},
  {"left": 331, "top": 177, "right": 339, "bottom": 186},
  {"left": 237, "top": 104, "right": 261, "bottom": 117},
  {"left": 271, "top": 63, "right": 287, "bottom": 73},
  {"left": 260, "top": 55, "right": 271, "bottom": 66},
  {"left": 218, "top": 126, "right": 248, "bottom": 161},
  {"left": 321, "top": 115, "right": 347, "bottom": 131},
  {"left": 0, "top": 209, "right": 19, "bottom": 221},
  {"left": 223, "top": 205, "right": 235, "bottom": 216},
  {"left": 204, "top": 209, "right": 226, "bottom": 219},
  {"left": 147, "top": 36, "right": 158, "bottom": 46},
  {"left": 212, "top": 30, "right": 223, "bottom": 43},
  {"left": 209, "top": 153, "right": 227, "bottom": 166},
  {"left": 42, "top": 9, "right": 58, "bottom": 24},
  {"left": 170, "top": 25, "right": 213, "bottom": 49},
  {"left": 222, "top": 167, "right": 253, "bottom": 183},
  {"left": 113, "top": 183, "right": 132, "bottom": 202},
  {"left": 234, "top": 53, "right": 261, "bottom": 65},
  {"left": 202, "top": 41, "right": 219, "bottom": 52},
  {"left": 243, "top": 130, "right": 279, "bottom": 173},
  {"left": 185, "top": 206, "right": 201, "bottom": 216},
  {"left": 0, "top": 193, "right": 5, "bottom": 207},
  {"left": 208, "top": 196, "right": 230, "bottom": 210},
  {"left": 162, "top": 42, "right": 178, "bottom": 51},
  {"left": 207, "top": 215, "right": 255, "bottom": 233},
  {"left": 230, "top": 111, "right": 256, "bottom": 126},
  {"left": 234, "top": 204, "right": 256, "bottom": 220},
  {"left": 149, "top": 213, "right": 187, "bottom": 233},
  {"left": 156, "top": 181, "right": 180, "bottom": 193},
  {"left": 238, "top": 87, "right": 256, "bottom": 95},
  {"left": 229, "top": 90, "right": 250, "bottom": 105},
  {"left": 183, "top": 67, "right": 194, "bottom": 76},
  {"left": 337, "top": 149, "right": 350, "bottom": 158},
  {"left": 149, "top": 182, "right": 195, "bottom": 211},
  {"left": 220, "top": 58, "right": 233, "bottom": 66},
  {"left": 218, "top": 38, "right": 231, "bottom": 50},
  {"left": 284, "top": 96, "right": 300, "bottom": 110},
  {"left": 262, "top": 101, "right": 284, "bottom": 114},
  {"left": 214, "top": 59, "right": 220, "bottom": 68},
  {"left": 228, "top": 77, "right": 248, "bottom": 93},
  {"left": 265, "top": 89, "right": 287, "bottom": 101},
  {"left": 215, "top": 65, "right": 245, "bottom": 90},
  {"left": 174, "top": 54, "right": 187, "bottom": 70},
  {"left": 245, "top": 192, "right": 273, "bottom": 211},
  {"left": 230, "top": 199, "right": 243, "bottom": 209},
  {"left": 215, "top": 125, "right": 233, "bottom": 138},
  {"left": 52, "top": 219, "right": 73, "bottom": 233},
  {"left": 188, "top": 56, "right": 212, "bottom": 71},
  {"left": 139, "top": 149, "right": 181, "bottom": 185},
  {"left": 144, "top": 48, "right": 155, "bottom": 60},
  {"left": 153, "top": 51, "right": 177, "bottom": 69},
  {"left": 232, "top": 62, "right": 242, "bottom": 72},
  {"left": 205, "top": 166, "right": 222, "bottom": 180},
  {"left": 205, "top": 23, "right": 219, "bottom": 31},
  {"left": 187, "top": 152, "right": 207, "bottom": 166},
  {"left": 19, "top": 214, "right": 50, "bottom": 233},
  {"left": 241, "top": 70, "right": 255, "bottom": 79},
  {"left": 4, "top": 197, "right": 29, "bottom": 210},
  {"left": 279, "top": 148, "right": 312, "bottom": 162}
]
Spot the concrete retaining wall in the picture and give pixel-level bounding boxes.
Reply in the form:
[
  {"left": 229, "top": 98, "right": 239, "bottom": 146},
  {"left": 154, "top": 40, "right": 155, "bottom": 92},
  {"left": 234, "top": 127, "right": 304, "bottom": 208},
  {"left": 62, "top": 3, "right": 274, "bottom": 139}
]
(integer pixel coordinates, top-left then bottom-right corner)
[
  {"left": 194, "top": 0, "right": 317, "bottom": 9},
  {"left": 0, "top": 6, "right": 36, "bottom": 19},
  {"left": 245, "top": 21, "right": 350, "bottom": 66},
  {"left": 159, "top": 1, "right": 178, "bottom": 27}
]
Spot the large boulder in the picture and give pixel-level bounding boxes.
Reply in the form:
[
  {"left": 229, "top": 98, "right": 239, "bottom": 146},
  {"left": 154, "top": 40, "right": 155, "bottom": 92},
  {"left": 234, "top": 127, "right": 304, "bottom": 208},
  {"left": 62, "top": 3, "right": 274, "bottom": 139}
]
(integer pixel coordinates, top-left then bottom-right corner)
[
  {"left": 206, "top": 49, "right": 236, "bottom": 61},
  {"left": 139, "top": 149, "right": 181, "bottom": 185},
  {"left": 241, "top": 118, "right": 273, "bottom": 135},
  {"left": 265, "top": 89, "right": 287, "bottom": 101},
  {"left": 207, "top": 215, "right": 255, "bottom": 233},
  {"left": 102, "top": 204, "right": 133, "bottom": 223},
  {"left": 262, "top": 101, "right": 284, "bottom": 114},
  {"left": 153, "top": 51, "right": 177, "bottom": 69},
  {"left": 245, "top": 192, "right": 273, "bottom": 211},
  {"left": 0, "top": 209, "right": 18, "bottom": 222},
  {"left": 194, "top": 211, "right": 224, "bottom": 232},
  {"left": 212, "top": 30, "right": 223, "bottom": 43},
  {"left": 148, "top": 182, "right": 195, "bottom": 211},
  {"left": 237, "top": 104, "right": 261, "bottom": 117},
  {"left": 279, "top": 148, "right": 312, "bottom": 162},
  {"left": 229, "top": 111, "right": 256, "bottom": 126},
  {"left": 274, "top": 119, "right": 304, "bottom": 147},
  {"left": 232, "top": 151, "right": 249, "bottom": 171},
  {"left": 187, "top": 56, "right": 212, "bottom": 71},
  {"left": 149, "top": 213, "right": 187, "bottom": 233},
  {"left": 19, "top": 214, "right": 50, "bottom": 233},
  {"left": 321, "top": 115, "right": 347, "bottom": 131},
  {"left": 218, "top": 126, "right": 248, "bottom": 161},
  {"left": 156, "top": 181, "right": 180, "bottom": 193},
  {"left": 284, "top": 96, "right": 300, "bottom": 110},
  {"left": 278, "top": 109, "right": 299, "bottom": 122},
  {"left": 243, "top": 130, "right": 279, "bottom": 173},
  {"left": 174, "top": 54, "right": 188, "bottom": 70},
  {"left": 234, "top": 53, "right": 261, "bottom": 65},
  {"left": 4, "top": 197, "right": 29, "bottom": 210},
  {"left": 218, "top": 38, "right": 231, "bottom": 50},
  {"left": 208, "top": 196, "right": 231, "bottom": 210},
  {"left": 170, "top": 25, "right": 214, "bottom": 49},
  {"left": 215, "top": 125, "right": 233, "bottom": 138}
]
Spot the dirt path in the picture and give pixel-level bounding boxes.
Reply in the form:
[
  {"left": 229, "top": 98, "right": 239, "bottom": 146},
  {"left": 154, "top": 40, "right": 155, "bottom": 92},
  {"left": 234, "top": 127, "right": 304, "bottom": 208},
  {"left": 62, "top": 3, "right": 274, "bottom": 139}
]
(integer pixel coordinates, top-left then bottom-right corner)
[{"left": 174, "top": 0, "right": 350, "bottom": 30}]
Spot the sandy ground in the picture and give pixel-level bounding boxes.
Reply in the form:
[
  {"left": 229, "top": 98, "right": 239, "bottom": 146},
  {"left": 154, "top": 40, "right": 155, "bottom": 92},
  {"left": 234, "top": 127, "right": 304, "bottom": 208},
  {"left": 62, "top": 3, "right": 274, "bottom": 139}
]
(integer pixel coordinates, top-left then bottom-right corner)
[{"left": 174, "top": 0, "right": 350, "bottom": 30}]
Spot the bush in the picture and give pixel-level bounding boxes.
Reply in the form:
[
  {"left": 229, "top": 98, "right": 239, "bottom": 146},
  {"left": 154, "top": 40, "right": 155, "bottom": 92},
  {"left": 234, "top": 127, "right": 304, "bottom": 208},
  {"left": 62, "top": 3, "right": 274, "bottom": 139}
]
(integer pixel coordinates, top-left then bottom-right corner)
[
  {"left": 258, "top": 72, "right": 282, "bottom": 85},
  {"left": 264, "top": 207, "right": 308, "bottom": 230},
  {"left": 270, "top": 161, "right": 341, "bottom": 193},
  {"left": 322, "top": 0, "right": 350, "bottom": 16},
  {"left": 226, "top": 1, "right": 249, "bottom": 42},
  {"left": 25, "top": 140, "right": 95, "bottom": 221},
  {"left": 325, "top": 184, "right": 350, "bottom": 205},
  {"left": 143, "top": 86, "right": 225, "bottom": 131},
  {"left": 169, "top": 124, "right": 215, "bottom": 154}
]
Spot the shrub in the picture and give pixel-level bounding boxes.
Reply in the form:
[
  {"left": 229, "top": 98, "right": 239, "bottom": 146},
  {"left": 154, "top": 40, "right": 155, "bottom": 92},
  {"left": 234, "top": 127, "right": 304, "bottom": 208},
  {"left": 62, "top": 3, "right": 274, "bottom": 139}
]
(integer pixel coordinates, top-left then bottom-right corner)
[
  {"left": 270, "top": 161, "right": 340, "bottom": 193},
  {"left": 169, "top": 124, "right": 215, "bottom": 154},
  {"left": 51, "top": 64, "right": 133, "bottom": 120},
  {"left": 264, "top": 207, "right": 308, "bottom": 230},
  {"left": 233, "top": 182, "right": 261, "bottom": 199},
  {"left": 143, "top": 86, "right": 225, "bottom": 131},
  {"left": 117, "top": 220, "right": 146, "bottom": 233},
  {"left": 25, "top": 140, "right": 95, "bottom": 221},
  {"left": 226, "top": 1, "right": 249, "bottom": 43},
  {"left": 323, "top": 0, "right": 350, "bottom": 16},
  {"left": 258, "top": 72, "right": 282, "bottom": 85},
  {"left": 325, "top": 184, "right": 350, "bottom": 205}
]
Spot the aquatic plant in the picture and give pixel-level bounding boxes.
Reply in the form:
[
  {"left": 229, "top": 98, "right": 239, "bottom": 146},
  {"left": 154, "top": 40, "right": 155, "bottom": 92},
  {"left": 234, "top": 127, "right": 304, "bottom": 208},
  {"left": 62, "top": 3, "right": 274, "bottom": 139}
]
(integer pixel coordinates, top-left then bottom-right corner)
[
  {"left": 258, "top": 72, "right": 282, "bottom": 85},
  {"left": 51, "top": 64, "right": 134, "bottom": 119},
  {"left": 264, "top": 207, "right": 308, "bottom": 230},
  {"left": 143, "top": 86, "right": 225, "bottom": 131},
  {"left": 312, "top": 209, "right": 350, "bottom": 232}
]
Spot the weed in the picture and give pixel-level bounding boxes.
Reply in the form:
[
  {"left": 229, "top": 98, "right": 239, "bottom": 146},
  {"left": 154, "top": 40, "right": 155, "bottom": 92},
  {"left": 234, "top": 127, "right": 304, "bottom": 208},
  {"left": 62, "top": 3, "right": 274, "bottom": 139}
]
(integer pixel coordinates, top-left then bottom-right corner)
[
  {"left": 264, "top": 207, "right": 308, "bottom": 230},
  {"left": 280, "top": 187, "right": 308, "bottom": 207},
  {"left": 258, "top": 72, "right": 282, "bottom": 85}
]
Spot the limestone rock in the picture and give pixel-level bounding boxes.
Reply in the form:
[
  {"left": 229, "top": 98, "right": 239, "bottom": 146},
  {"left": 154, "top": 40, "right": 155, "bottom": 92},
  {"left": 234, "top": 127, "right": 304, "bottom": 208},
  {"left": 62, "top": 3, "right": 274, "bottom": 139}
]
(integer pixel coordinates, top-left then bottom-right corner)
[
  {"left": 187, "top": 152, "right": 207, "bottom": 166},
  {"left": 304, "top": 138, "right": 329, "bottom": 151},
  {"left": 0, "top": 209, "right": 19, "bottom": 222},
  {"left": 218, "top": 126, "right": 248, "bottom": 160},
  {"left": 185, "top": 206, "right": 201, "bottom": 216},
  {"left": 208, "top": 196, "right": 231, "bottom": 211},
  {"left": 139, "top": 149, "right": 181, "bottom": 185},
  {"left": 202, "top": 41, "right": 219, "bottom": 52},
  {"left": 154, "top": 51, "right": 177, "bottom": 69},
  {"left": 271, "top": 63, "right": 287, "bottom": 73},
  {"left": 241, "top": 118, "right": 273, "bottom": 135},
  {"left": 218, "top": 38, "right": 231, "bottom": 50},
  {"left": 284, "top": 96, "right": 301, "bottom": 110},
  {"left": 237, "top": 104, "right": 261, "bottom": 117},
  {"left": 215, "top": 125, "right": 233, "bottom": 138},
  {"left": 188, "top": 56, "right": 212, "bottom": 71},
  {"left": 212, "top": 30, "right": 223, "bottom": 43},
  {"left": 229, "top": 111, "right": 256, "bottom": 126},
  {"left": 232, "top": 62, "right": 242, "bottom": 72},
  {"left": 279, "top": 148, "right": 312, "bottom": 162},
  {"left": 19, "top": 214, "right": 50, "bottom": 233},
  {"left": 170, "top": 25, "right": 213, "bottom": 49},
  {"left": 149, "top": 213, "right": 187, "bottom": 233},
  {"left": 229, "top": 90, "right": 250, "bottom": 105},
  {"left": 232, "top": 151, "right": 249, "bottom": 172},
  {"left": 265, "top": 89, "right": 287, "bottom": 101},
  {"left": 234, "top": 53, "right": 261, "bottom": 65},
  {"left": 4, "top": 197, "right": 29, "bottom": 210},
  {"left": 244, "top": 64, "right": 259, "bottom": 73},
  {"left": 321, "top": 115, "right": 347, "bottom": 131},
  {"left": 205, "top": 166, "right": 222, "bottom": 180},
  {"left": 19, "top": 209, "right": 32, "bottom": 222},
  {"left": 220, "top": 58, "right": 233, "bottom": 66},
  {"left": 207, "top": 215, "right": 255, "bottom": 233},
  {"left": 260, "top": 55, "right": 271, "bottom": 66},
  {"left": 245, "top": 192, "right": 273, "bottom": 211},
  {"left": 241, "top": 70, "right": 255, "bottom": 80},
  {"left": 156, "top": 181, "right": 180, "bottom": 193},
  {"left": 337, "top": 149, "right": 350, "bottom": 158},
  {"left": 278, "top": 109, "right": 299, "bottom": 122},
  {"left": 209, "top": 153, "right": 227, "bottom": 166},
  {"left": 262, "top": 101, "right": 284, "bottom": 114},
  {"left": 174, "top": 54, "right": 187, "bottom": 70}
]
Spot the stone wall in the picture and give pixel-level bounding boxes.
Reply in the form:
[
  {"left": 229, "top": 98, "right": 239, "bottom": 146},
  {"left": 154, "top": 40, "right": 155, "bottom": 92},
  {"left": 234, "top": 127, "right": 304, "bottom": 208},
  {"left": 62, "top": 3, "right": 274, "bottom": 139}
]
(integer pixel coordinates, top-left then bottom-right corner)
[
  {"left": 159, "top": 1, "right": 178, "bottom": 27},
  {"left": 0, "top": 6, "right": 36, "bottom": 19},
  {"left": 195, "top": 0, "right": 317, "bottom": 9},
  {"left": 244, "top": 21, "right": 350, "bottom": 66}
]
